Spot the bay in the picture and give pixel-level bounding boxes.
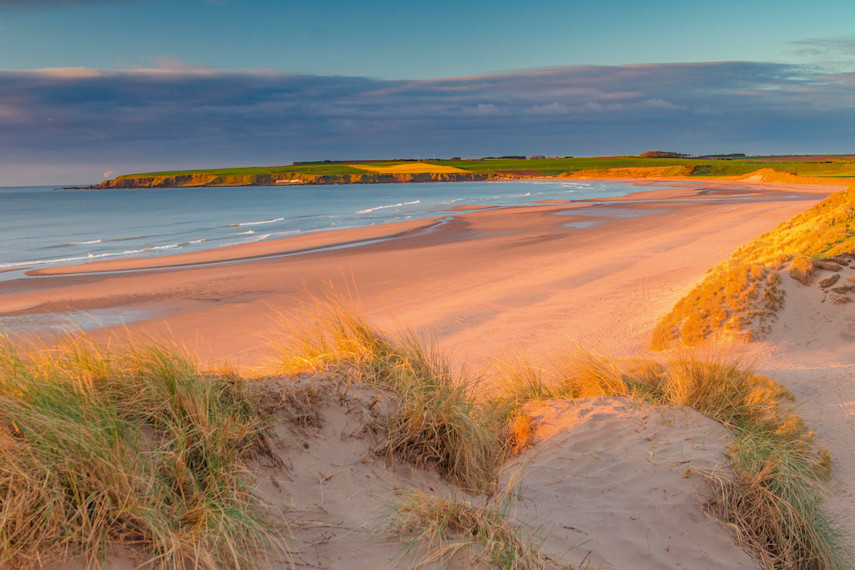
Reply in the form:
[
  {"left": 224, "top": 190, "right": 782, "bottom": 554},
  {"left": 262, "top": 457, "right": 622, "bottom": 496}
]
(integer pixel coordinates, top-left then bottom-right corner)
[{"left": 0, "top": 180, "right": 658, "bottom": 274}]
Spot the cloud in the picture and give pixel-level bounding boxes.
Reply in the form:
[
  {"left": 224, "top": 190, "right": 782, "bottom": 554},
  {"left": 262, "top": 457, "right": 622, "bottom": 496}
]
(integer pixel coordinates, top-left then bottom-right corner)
[
  {"left": 465, "top": 103, "right": 503, "bottom": 116},
  {"left": 790, "top": 36, "right": 855, "bottom": 58},
  {"left": 2, "top": 61, "right": 855, "bottom": 184}
]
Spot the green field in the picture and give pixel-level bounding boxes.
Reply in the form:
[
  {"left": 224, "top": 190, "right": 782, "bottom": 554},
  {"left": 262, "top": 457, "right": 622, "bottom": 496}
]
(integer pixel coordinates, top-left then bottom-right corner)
[
  {"left": 100, "top": 155, "right": 855, "bottom": 189},
  {"left": 114, "top": 155, "right": 855, "bottom": 180}
]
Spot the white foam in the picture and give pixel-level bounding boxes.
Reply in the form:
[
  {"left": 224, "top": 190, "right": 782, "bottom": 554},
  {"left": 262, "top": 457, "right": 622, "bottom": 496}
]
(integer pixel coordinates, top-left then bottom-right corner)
[
  {"left": 356, "top": 200, "right": 420, "bottom": 214},
  {"left": 244, "top": 217, "right": 283, "bottom": 226},
  {"left": 0, "top": 240, "right": 207, "bottom": 268},
  {"left": 229, "top": 217, "right": 284, "bottom": 227}
]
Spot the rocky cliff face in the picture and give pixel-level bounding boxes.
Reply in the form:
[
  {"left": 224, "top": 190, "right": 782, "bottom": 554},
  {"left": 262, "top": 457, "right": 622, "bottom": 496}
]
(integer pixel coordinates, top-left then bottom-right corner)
[{"left": 91, "top": 171, "right": 493, "bottom": 189}]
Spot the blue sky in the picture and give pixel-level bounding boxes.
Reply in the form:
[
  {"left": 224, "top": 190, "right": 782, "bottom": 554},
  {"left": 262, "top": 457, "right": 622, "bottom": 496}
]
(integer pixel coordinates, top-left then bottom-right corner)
[{"left": 1, "top": 0, "right": 855, "bottom": 185}]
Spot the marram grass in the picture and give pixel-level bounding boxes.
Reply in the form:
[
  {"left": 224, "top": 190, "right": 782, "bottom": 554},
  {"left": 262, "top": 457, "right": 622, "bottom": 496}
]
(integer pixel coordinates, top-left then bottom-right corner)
[
  {"left": 0, "top": 335, "right": 279, "bottom": 568},
  {"left": 385, "top": 483, "right": 549, "bottom": 570},
  {"left": 3, "top": 301, "right": 848, "bottom": 568},
  {"left": 275, "top": 300, "right": 850, "bottom": 567},
  {"left": 273, "top": 297, "right": 507, "bottom": 491},
  {"left": 707, "top": 431, "right": 842, "bottom": 569}
]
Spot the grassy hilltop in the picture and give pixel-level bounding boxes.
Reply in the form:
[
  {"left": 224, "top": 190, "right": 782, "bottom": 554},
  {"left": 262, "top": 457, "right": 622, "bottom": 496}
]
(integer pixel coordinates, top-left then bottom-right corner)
[{"left": 92, "top": 154, "right": 855, "bottom": 188}]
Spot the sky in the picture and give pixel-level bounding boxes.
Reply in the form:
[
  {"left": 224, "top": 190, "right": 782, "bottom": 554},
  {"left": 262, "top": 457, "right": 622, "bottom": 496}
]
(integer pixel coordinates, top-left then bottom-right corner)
[{"left": 1, "top": 0, "right": 855, "bottom": 185}]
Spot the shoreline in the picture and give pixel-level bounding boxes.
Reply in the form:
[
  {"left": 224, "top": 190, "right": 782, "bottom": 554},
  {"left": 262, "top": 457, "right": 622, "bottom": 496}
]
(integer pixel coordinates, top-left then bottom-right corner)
[
  {"left": 0, "top": 179, "right": 835, "bottom": 366},
  {"left": 17, "top": 176, "right": 841, "bottom": 279},
  {"left": 26, "top": 217, "right": 446, "bottom": 277}
]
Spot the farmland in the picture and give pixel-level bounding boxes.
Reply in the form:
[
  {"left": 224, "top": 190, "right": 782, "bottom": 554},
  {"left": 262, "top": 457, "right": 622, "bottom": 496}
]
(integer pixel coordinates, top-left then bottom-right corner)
[{"left": 93, "top": 155, "right": 855, "bottom": 189}]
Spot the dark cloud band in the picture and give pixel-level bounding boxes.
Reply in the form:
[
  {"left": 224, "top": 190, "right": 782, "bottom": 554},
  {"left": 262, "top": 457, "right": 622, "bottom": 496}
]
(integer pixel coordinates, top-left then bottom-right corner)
[{"left": 1, "top": 62, "right": 853, "bottom": 175}]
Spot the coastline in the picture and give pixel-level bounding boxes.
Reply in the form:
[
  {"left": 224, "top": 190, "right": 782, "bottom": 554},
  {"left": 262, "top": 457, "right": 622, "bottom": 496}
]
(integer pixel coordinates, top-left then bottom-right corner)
[
  {"left": 19, "top": 176, "right": 840, "bottom": 278},
  {"left": 89, "top": 159, "right": 855, "bottom": 190},
  {"left": 26, "top": 217, "right": 445, "bottom": 276},
  {"left": 0, "top": 179, "right": 835, "bottom": 365}
]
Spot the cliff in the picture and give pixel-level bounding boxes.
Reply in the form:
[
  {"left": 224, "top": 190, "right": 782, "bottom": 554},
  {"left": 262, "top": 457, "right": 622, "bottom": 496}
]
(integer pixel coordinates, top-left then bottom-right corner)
[
  {"left": 91, "top": 163, "right": 855, "bottom": 190},
  {"left": 91, "top": 171, "right": 492, "bottom": 189}
]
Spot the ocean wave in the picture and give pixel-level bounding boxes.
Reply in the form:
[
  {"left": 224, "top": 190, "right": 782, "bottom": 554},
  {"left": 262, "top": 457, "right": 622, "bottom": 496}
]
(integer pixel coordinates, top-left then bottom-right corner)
[
  {"left": 0, "top": 240, "right": 206, "bottom": 269},
  {"left": 218, "top": 232, "right": 274, "bottom": 248},
  {"left": 227, "top": 217, "right": 284, "bottom": 227},
  {"left": 356, "top": 200, "right": 420, "bottom": 214},
  {"left": 225, "top": 230, "right": 299, "bottom": 245}
]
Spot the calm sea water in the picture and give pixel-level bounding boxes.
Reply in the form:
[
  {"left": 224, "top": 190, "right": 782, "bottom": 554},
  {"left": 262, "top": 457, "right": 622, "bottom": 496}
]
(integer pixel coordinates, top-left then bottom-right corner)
[{"left": 0, "top": 180, "right": 659, "bottom": 275}]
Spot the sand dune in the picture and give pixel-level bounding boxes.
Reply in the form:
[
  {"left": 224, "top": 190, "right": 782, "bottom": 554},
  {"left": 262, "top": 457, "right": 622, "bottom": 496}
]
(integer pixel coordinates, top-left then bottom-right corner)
[
  {"left": 506, "top": 398, "right": 757, "bottom": 568},
  {"left": 247, "top": 385, "right": 757, "bottom": 568}
]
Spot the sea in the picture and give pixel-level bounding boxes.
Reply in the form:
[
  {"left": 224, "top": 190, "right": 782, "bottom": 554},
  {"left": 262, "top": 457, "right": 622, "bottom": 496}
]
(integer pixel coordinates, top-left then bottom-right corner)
[{"left": 0, "top": 180, "right": 662, "bottom": 278}]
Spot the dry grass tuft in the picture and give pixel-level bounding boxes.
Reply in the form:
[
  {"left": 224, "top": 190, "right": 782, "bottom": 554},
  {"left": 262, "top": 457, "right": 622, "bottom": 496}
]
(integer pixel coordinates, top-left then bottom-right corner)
[
  {"left": 0, "top": 334, "right": 279, "bottom": 568},
  {"left": 386, "top": 485, "right": 549, "bottom": 569},
  {"left": 375, "top": 347, "right": 504, "bottom": 490},
  {"left": 486, "top": 356, "right": 564, "bottom": 455},
  {"left": 790, "top": 255, "right": 816, "bottom": 285},
  {"left": 706, "top": 433, "right": 846, "bottom": 569},
  {"left": 553, "top": 350, "right": 629, "bottom": 398}
]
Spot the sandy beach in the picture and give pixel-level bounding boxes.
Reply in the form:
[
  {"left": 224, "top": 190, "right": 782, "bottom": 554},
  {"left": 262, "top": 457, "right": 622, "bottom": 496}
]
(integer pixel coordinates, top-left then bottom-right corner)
[
  {"left": 0, "top": 179, "right": 834, "bottom": 366},
  {"left": 3, "top": 178, "right": 851, "bottom": 568}
]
